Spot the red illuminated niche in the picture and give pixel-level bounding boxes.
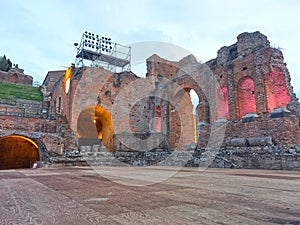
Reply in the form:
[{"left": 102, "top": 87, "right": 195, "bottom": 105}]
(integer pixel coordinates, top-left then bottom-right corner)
[
  {"left": 239, "top": 78, "right": 256, "bottom": 118},
  {"left": 266, "top": 68, "right": 291, "bottom": 113}
]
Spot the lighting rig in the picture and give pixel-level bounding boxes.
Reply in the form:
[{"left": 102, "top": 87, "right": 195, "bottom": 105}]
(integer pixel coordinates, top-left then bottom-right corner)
[{"left": 74, "top": 31, "right": 131, "bottom": 72}]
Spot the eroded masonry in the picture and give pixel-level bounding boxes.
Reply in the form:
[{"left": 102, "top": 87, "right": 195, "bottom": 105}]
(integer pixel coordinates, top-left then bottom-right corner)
[{"left": 1, "top": 31, "right": 300, "bottom": 170}]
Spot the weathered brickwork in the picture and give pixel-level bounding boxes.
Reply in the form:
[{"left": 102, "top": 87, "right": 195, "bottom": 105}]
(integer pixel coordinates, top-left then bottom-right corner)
[
  {"left": 0, "top": 31, "right": 299, "bottom": 170},
  {"left": 0, "top": 68, "right": 33, "bottom": 86}
]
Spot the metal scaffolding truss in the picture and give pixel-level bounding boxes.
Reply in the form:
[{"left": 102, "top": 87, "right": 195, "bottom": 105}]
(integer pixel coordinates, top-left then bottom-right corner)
[{"left": 75, "top": 31, "right": 131, "bottom": 72}]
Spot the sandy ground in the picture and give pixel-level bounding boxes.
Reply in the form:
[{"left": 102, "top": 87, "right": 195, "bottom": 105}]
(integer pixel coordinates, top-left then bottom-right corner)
[{"left": 0, "top": 166, "right": 299, "bottom": 225}]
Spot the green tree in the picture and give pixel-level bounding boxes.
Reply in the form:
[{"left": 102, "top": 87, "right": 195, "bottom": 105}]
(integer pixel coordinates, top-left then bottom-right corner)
[{"left": 0, "top": 55, "right": 12, "bottom": 72}]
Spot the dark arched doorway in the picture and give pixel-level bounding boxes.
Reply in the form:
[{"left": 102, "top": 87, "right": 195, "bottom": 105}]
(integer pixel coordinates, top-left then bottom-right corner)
[
  {"left": 77, "top": 105, "right": 114, "bottom": 151},
  {"left": 0, "top": 135, "right": 39, "bottom": 170}
]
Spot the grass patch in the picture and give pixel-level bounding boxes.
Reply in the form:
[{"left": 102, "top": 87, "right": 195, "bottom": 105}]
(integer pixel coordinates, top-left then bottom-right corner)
[{"left": 0, "top": 82, "right": 43, "bottom": 101}]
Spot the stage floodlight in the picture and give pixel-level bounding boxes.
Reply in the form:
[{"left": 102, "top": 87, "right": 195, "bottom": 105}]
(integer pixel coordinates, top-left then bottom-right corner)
[{"left": 75, "top": 31, "right": 131, "bottom": 71}]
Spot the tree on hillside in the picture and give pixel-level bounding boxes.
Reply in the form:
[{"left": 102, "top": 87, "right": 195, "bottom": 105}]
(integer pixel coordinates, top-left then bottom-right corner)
[{"left": 0, "top": 55, "right": 12, "bottom": 72}]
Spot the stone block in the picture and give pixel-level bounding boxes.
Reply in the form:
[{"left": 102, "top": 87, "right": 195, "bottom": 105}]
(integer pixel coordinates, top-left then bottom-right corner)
[
  {"left": 99, "top": 146, "right": 106, "bottom": 152},
  {"left": 270, "top": 107, "right": 291, "bottom": 118},
  {"left": 92, "top": 145, "right": 100, "bottom": 153},
  {"left": 248, "top": 136, "right": 273, "bottom": 146},
  {"left": 230, "top": 138, "right": 248, "bottom": 147},
  {"left": 242, "top": 113, "right": 258, "bottom": 123}
]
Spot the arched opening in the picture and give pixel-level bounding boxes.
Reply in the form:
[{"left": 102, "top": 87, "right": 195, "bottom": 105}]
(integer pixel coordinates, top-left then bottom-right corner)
[
  {"left": 238, "top": 77, "right": 256, "bottom": 119},
  {"left": 154, "top": 105, "right": 162, "bottom": 132},
  {"left": 77, "top": 105, "right": 114, "bottom": 151},
  {"left": 266, "top": 69, "right": 291, "bottom": 113},
  {"left": 218, "top": 86, "right": 229, "bottom": 119},
  {"left": 169, "top": 88, "right": 199, "bottom": 150},
  {"left": 190, "top": 89, "right": 199, "bottom": 143},
  {"left": 0, "top": 135, "right": 39, "bottom": 170}
]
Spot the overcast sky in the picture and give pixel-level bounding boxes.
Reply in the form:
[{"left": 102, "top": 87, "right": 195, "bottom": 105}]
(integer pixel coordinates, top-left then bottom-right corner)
[{"left": 0, "top": 0, "right": 299, "bottom": 97}]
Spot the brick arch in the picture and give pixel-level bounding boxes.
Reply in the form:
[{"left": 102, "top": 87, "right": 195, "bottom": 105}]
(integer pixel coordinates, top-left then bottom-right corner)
[
  {"left": 238, "top": 77, "right": 256, "bottom": 119},
  {"left": 172, "top": 75, "right": 210, "bottom": 123},
  {"left": 266, "top": 68, "right": 291, "bottom": 113},
  {"left": 70, "top": 68, "right": 114, "bottom": 132},
  {"left": 0, "top": 132, "right": 50, "bottom": 161},
  {"left": 77, "top": 105, "right": 114, "bottom": 151},
  {"left": 0, "top": 134, "right": 50, "bottom": 169}
]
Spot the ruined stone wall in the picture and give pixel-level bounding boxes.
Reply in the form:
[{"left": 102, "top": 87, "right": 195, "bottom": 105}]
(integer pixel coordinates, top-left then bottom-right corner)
[
  {"left": 207, "top": 31, "right": 299, "bottom": 121},
  {"left": 0, "top": 99, "right": 49, "bottom": 117},
  {"left": 109, "top": 146, "right": 300, "bottom": 170},
  {"left": 50, "top": 74, "right": 65, "bottom": 116},
  {"left": 0, "top": 68, "right": 33, "bottom": 86},
  {"left": 0, "top": 115, "right": 56, "bottom": 133},
  {"left": 223, "top": 116, "right": 300, "bottom": 147},
  {"left": 146, "top": 54, "right": 179, "bottom": 82},
  {"left": 0, "top": 116, "right": 63, "bottom": 155}
]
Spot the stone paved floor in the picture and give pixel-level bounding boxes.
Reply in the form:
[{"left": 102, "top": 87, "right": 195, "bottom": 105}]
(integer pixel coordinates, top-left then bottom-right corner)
[{"left": 0, "top": 166, "right": 299, "bottom": 225}]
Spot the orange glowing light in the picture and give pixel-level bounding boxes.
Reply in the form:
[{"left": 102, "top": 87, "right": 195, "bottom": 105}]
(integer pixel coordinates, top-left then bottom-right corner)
[
  {"left": 64, "top": 67, "right": 72, "bottom": 94},
  {"left": 2, "top": 135, "right": 38, "bottom": 148}
]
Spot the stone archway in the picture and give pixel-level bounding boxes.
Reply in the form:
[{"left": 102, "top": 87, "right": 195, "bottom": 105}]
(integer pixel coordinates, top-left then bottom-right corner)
[
  {"left": 77, "top": 105, "right": 114, "bottom": 151},
  {"left": 0, "top": 135, "right": 40, "bottom": 169}
]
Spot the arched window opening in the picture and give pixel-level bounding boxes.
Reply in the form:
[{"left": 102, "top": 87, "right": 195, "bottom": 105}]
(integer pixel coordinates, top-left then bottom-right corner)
[{"left": 190, "top": 89, "right": 199, "bottom": 143}]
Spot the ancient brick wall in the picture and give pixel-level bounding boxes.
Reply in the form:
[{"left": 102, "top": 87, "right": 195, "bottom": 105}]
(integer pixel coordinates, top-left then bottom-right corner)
[
  {"left": 0, "top": 116, "right": 56, "bottom": 133},
  {"left": 208, "top": 31, "right": 299, "bottom": 121},
  {"left": 223, "top": 116, "right": 300, "bottom": 147},
  {"left": 146, "top": 54, "right": 179, "bottom": 82},
  {"left": 0, "top": 68, "right": 33, "bottom": 86}
]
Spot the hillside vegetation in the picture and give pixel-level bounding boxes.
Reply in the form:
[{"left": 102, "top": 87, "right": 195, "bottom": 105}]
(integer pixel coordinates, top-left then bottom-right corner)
[{"left": 0, "top": 82, "right": 43, "bottom": 101}]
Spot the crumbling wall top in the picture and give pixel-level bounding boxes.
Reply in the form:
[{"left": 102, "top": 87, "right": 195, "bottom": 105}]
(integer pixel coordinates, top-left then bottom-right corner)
[{"left": 237, "top": 31, "right": 270, "bottom": 56}]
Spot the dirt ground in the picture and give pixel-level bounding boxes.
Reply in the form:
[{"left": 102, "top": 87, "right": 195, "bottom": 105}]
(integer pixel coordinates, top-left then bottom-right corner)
[{"left": 0, "top": 166, "right": 299, "bottom": 225}]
